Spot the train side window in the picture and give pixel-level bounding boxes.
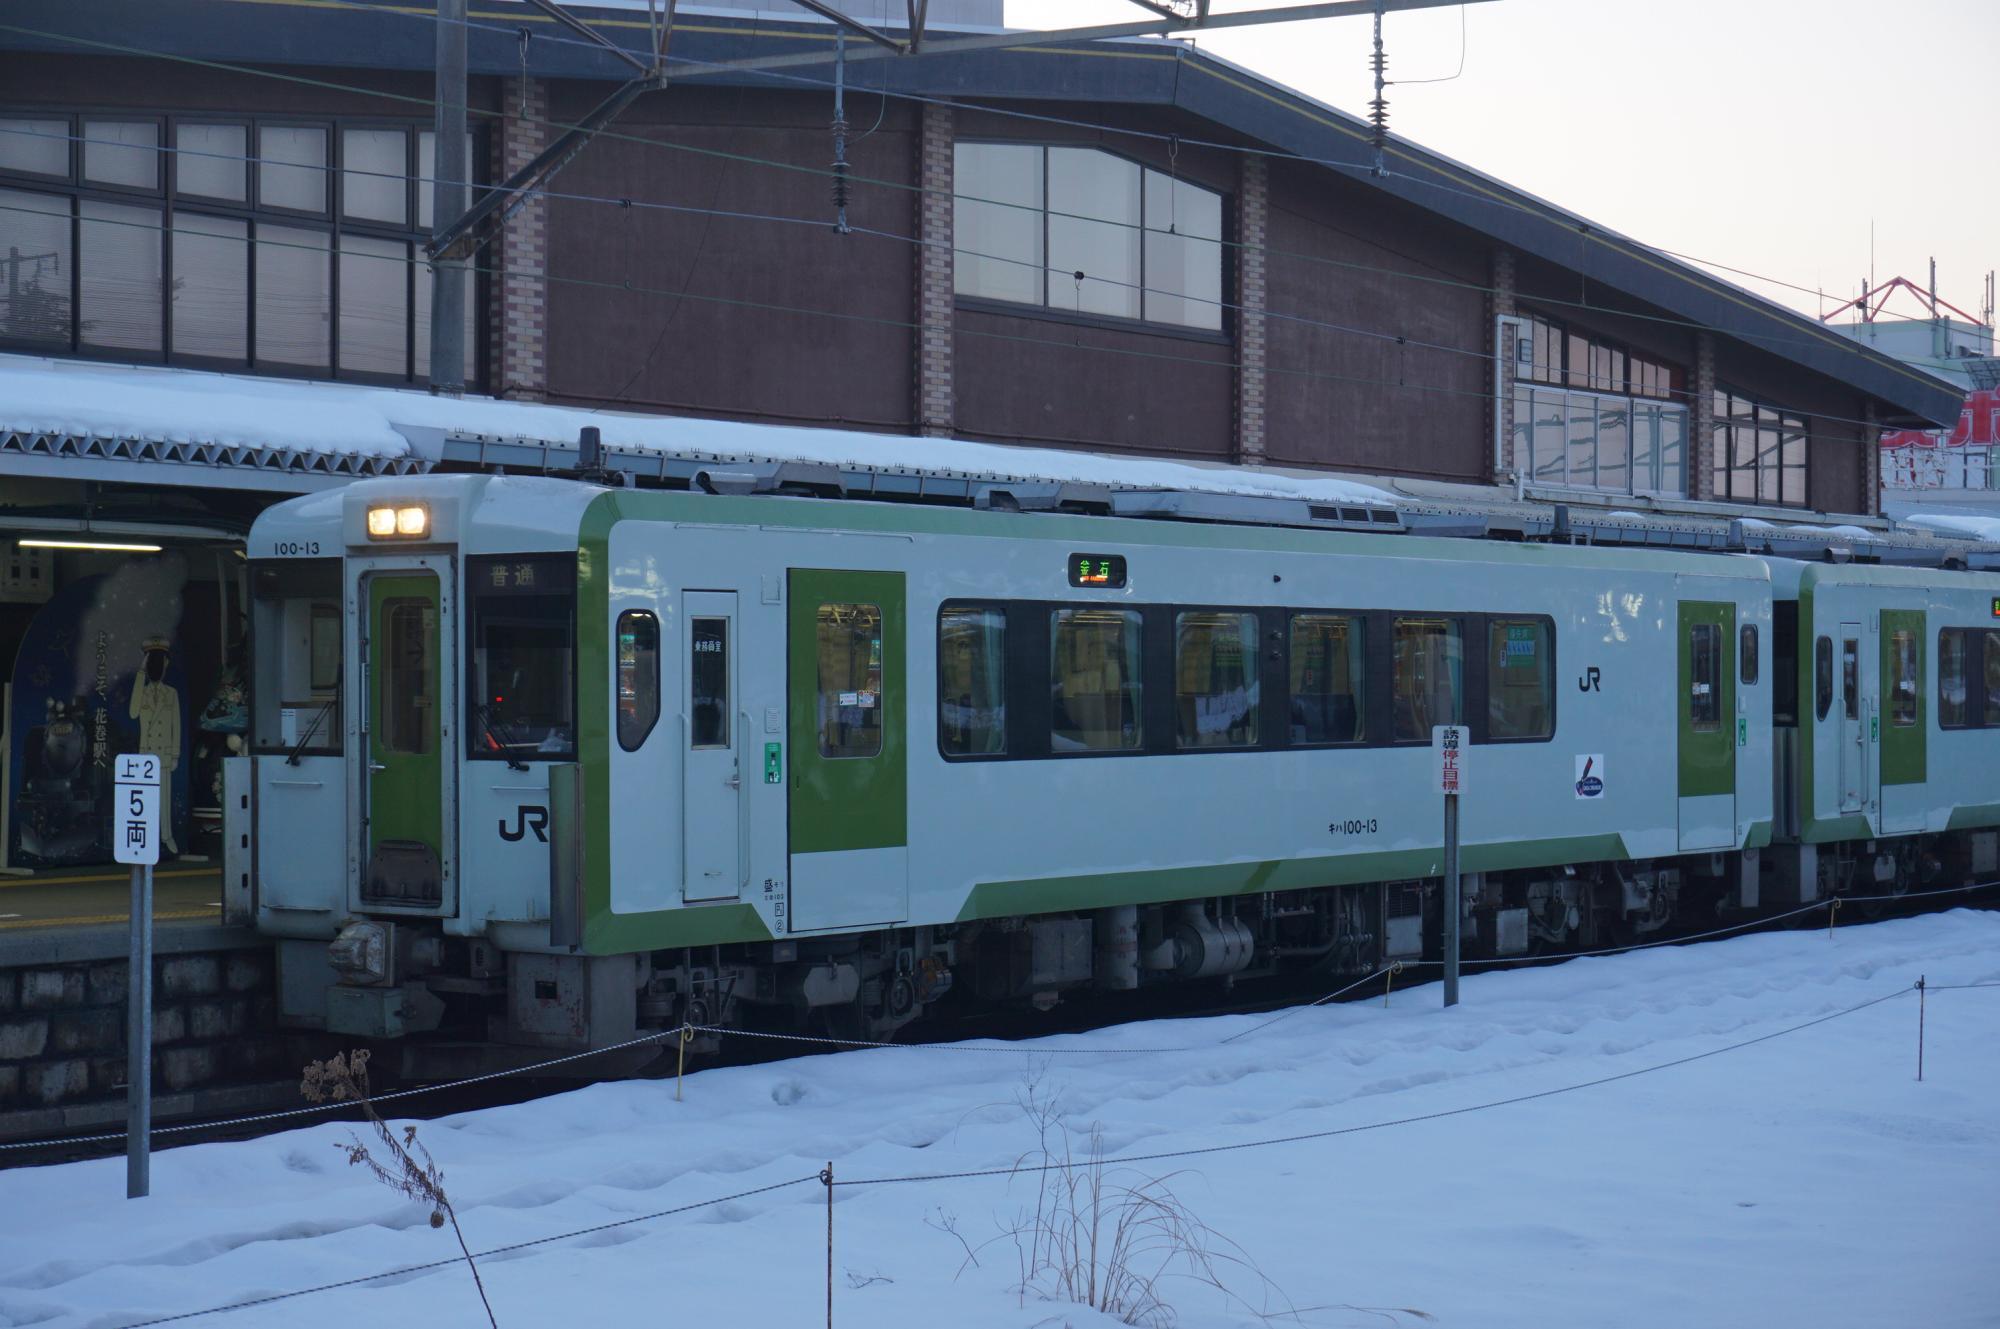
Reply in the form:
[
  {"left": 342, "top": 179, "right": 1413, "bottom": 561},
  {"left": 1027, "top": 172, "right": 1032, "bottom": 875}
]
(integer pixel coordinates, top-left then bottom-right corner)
[
  {"left": 1841, "top": 638, "right": 1859, "bottom": 722},
  {"left": 1938, "top": 629, "right": 1969, "bottom": 730},
  {"left": 1985, "top": 632, "right": 2000, "bottom": 727},
  {"left": 1392, "top": 617, "right": 1463, "bottom": 741},
  {"left": 1175, "top": 611, "right": 1258, "bottom": 749},
  {"left": 615, "top": 610, "right": 660, "bottom": 751},
  {"left": 1051, "top": 608, "right": 1142, "bottom": 752},
  {"left": 1814, "top": 636, "right": 1833, "bottom": 721},
  {"left": 939, "top": 606, "right": 1006, "bottom": 756},
  {"left": 1487, "top": 618, "right": 1552, "bottom": 740},
  {"left": 816, "top": 603, "right": 883, "bottom": 759},
  {"left": 1739, "top": 624, "right": 1759, "bottom": 685},
  {"left": 1888, "top": 628, "right": 1919, "bottom": 727},
  {"left": 1289, "top": 613, "right": 1364, "bottom": 744},
  {"left": 1688, "top": 622, "right": 1720, "bottom": 731}
]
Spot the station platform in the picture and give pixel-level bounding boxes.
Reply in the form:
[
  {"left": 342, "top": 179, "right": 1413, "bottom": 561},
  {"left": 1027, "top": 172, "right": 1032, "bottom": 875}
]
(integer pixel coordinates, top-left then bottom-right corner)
[{"left": 0, "top": 863, "right": 223, "bottom": 937}]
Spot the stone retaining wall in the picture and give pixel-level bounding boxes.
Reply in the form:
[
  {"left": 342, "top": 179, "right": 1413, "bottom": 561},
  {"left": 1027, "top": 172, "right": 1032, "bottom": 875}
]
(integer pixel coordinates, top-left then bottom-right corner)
[{"left": 0, "top": 925, "right": 290, "bottom": 1137}]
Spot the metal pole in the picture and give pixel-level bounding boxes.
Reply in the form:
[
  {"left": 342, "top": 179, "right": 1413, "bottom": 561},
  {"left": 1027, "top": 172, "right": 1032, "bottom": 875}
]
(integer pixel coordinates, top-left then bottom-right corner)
[
  {"left": 126, "top": 861, "right": 153, "bottom": 1198},
  {"left": 1442, "top": 791, "right": 1459, "bottom": 1008},
  {"left": 430, "top": 0, "right": 469, "bottom": 395}
]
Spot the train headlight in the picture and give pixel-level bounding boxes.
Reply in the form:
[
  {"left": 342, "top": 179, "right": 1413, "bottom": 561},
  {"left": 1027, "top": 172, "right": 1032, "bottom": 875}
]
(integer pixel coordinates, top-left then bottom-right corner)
[{"left": 365, "top": 504, "right": 430, "bottom": 539}]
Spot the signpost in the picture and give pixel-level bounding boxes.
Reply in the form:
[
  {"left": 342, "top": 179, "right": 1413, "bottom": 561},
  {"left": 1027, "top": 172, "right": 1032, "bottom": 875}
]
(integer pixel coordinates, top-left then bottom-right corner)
[
  {"left": 1433, "top": 725, "right": 1465, "bottom": 1009},
  {"left": 114, "top": 752, "right": 160, "bottom": 1199}
]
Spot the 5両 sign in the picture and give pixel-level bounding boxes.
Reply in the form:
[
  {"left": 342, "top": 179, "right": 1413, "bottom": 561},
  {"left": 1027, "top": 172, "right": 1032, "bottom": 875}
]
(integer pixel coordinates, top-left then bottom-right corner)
[{"left": 113, "top": 753, "right": 161, "bottom": 867}]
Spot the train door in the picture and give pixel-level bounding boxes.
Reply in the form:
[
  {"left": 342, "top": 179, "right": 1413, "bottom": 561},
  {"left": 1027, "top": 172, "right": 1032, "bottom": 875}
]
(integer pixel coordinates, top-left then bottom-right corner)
[
  {"left": 682, "top": 591, "right": 741, "bottom": 901},
  {"left": 1837, "top": 622, "right": 1868, "bottom": 817},
  {"left": 1879, "top": 609, "right": 1927, "bottom": 833},
  {"left": 786, "top": 569, "right": 908, "bottom": 931},
  {"left": 360, "top": 563, "right": 452, "bottom": 913},
  {"left": 1677, "top": 599, "right": 1736, "bottom": 850}
]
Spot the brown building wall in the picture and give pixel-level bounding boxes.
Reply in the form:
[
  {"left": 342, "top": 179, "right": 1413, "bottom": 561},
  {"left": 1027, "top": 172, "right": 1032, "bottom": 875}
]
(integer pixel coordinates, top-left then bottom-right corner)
[
  {"left": 540, "top": 84, "right": 919, "bottom": 431},
  {"left": 1260, "top": 160, "right": 1490, "bottom": 480}
]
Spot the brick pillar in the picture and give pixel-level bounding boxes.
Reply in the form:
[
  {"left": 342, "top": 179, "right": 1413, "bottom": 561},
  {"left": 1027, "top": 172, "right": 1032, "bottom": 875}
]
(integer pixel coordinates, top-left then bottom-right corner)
[
  {"left": 493, "top": 75, "right": 549, "bottom": 401},
  {"left": 1489, "top": 246, "right": 1517, "bottom": 482},
  {"left": 1234, "top": 155, "right": 1269, "bottom": 466},
  {"left": 1692, "top": 331, "right": 1717, "bottom": 500},
  {"left": 914, "top": 103, "right": 955, "bottom": 437}
]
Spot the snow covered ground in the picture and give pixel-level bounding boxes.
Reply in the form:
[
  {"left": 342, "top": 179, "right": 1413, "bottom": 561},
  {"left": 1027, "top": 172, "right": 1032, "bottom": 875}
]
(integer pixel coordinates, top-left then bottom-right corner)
[{"left": 3, "top": 910, "right": 1997, "bottom": 1329}]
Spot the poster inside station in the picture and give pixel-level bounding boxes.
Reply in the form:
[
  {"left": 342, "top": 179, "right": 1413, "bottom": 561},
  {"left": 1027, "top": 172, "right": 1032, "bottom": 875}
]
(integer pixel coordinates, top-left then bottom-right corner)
[{"left": 6, "top": 556, "right": 191, "bottom": 868}]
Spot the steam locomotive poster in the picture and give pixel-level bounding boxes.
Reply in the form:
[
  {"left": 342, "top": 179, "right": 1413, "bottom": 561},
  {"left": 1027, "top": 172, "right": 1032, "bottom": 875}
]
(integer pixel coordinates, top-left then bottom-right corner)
[{"left": 6, "top": 556, "right": 191, "bottom": 868}]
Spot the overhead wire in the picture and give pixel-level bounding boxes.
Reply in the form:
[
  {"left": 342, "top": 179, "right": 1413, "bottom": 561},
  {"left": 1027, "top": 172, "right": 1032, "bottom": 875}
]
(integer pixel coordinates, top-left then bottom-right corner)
[
  {"left": 276, "top": 0, "right": 1933, "bottom": 331},
  {"left": 0, "top": 14, "right": 1965, "bottom": 366}
]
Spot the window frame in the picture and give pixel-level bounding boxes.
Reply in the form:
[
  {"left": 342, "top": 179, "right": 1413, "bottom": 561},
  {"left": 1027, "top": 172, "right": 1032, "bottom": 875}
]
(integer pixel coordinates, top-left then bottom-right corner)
[
  {"left": 1939, "top": 627, "right": 1973, "bottom": 730},
  {"left": 1739, "top": 623, "right": 1759, "bottom": 686},
  {"left": 0, "top": 104, "right": 480, "bottom": 387},
  {"left": 1814, "top": 635, "right": 1834, "bottom": 721},
  {"left": 1389, "top": 614, "right": 1468, "bottom": 745},
  {"left": 814, "top": 600, "right": 886, "bottom": 761},
  {"left": 1172, "top": 608, "right": 1261, "bottom": 751},
  {"left": 1712, "top": 386, "right": 1811, "bottom": 508},
  {"left": 1688, "top": 621, "right": 1722, "bottom": 732},
  {"left": 951, "top": 137, "right": 1232, "bottom": 342}
]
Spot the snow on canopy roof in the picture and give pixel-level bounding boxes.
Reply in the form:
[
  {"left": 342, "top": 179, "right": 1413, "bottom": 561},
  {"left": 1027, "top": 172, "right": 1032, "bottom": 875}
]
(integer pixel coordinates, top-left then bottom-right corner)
[{"left": 0, "top": 352, "right": 1399, "bottom": 506}]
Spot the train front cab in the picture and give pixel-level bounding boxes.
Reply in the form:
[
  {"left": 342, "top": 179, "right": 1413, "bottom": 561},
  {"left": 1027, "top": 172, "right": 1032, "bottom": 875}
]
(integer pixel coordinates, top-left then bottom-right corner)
[{"left": 1764, "top": 560, "right": 2000, "bottom": 903}]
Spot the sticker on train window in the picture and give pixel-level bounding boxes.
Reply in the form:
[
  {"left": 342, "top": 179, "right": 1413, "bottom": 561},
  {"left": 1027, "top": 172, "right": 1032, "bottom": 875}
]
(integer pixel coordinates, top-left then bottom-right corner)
[{"left": 1068, "top": 554, "right": 1127, "bottom": 588}]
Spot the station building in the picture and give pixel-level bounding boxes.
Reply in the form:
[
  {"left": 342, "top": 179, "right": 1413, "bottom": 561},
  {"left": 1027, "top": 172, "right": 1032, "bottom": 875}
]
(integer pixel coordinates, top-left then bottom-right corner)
[{"left": 0, "top": 0, "right": 1968, "bottom": 875}]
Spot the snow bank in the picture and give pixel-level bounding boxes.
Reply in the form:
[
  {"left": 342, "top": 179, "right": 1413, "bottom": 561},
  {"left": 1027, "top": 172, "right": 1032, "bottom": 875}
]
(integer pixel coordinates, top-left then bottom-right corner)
[
  {"left": 1, "top": 911, "right": 1996, "bottom": 1328},
  {"left": 1902, "top": 513, "right": 2000, "bottom": 543}
]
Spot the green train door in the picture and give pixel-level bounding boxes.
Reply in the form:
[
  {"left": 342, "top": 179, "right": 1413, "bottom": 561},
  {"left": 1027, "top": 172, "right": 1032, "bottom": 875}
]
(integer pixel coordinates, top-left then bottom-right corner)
[
  {"left": 1677, "top": 598, "right": 1737, "bottom": 851},
  {"left": 1879, "top": 608, "right": 1927, "bottom": 834},
  {"left": 363, "top": 569, "right": 446, "bottom": 909},
  {"left": 786, "top": 569, "right": 908, "bottom": 932}
]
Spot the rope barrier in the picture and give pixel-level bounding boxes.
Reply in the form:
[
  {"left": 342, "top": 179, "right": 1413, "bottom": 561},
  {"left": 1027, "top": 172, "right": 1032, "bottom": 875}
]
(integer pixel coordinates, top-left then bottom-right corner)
[
  {"left": 5, "top": 879, "right": 1995, "bottom": 1155},
  {"left": 98, "top": 976, "right": 1954, "bottom": 1326}
]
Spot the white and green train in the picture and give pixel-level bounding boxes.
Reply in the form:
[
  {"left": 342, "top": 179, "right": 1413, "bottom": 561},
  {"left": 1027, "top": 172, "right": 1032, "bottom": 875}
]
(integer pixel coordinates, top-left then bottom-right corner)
[{"left": 224, "top": 471, "right": 2000, "bottom": 1067}]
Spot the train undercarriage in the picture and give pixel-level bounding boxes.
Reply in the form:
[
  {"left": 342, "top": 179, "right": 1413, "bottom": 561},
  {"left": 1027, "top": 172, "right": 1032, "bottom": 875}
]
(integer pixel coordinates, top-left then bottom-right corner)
[{"left": 302, "top": 826, "right": 1999, "bottom": 1083}]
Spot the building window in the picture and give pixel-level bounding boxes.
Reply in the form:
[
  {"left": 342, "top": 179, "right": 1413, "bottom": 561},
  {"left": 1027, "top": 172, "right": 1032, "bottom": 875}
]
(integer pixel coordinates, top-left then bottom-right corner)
[
  {"left": 1511, "top": 314, "right": 1687, "bottom": 496},
  {"left": 0, "top": 110, "right": 475, "bottom": 386},
  {"left": 953, "top": 142, "right": 1223, "bottom": 333},
  {"left": 1713, "top": 388, "right": 1808, "bottom": 506}
]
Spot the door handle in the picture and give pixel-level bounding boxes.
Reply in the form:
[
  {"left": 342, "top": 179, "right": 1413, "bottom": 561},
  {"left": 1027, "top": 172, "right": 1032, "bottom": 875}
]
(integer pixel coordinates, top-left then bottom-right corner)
[
  {"left": 368, "top": 761, "right": 387, "bottom": 773},
  {"left": 724, "top": 773, "right": 741, "bottom": 789}
]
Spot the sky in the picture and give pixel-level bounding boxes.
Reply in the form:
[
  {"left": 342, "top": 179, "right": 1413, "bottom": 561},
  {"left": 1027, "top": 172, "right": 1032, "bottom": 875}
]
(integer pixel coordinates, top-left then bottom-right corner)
[{"left": 1006, "top": 0, "right": 1999, "bottom": 326}]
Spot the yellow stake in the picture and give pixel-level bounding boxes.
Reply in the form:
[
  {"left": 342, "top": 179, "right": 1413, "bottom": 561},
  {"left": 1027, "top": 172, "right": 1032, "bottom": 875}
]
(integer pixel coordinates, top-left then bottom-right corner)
[
  {"left": 1828, "top": 896, "right": 1843, "bottom": 940},
  {"left": 1384, "top": 960, "right": 1404, "bottom": 1008},
  {"left": 676, "top": 1024, "right": 693, "bottom": 1102}
]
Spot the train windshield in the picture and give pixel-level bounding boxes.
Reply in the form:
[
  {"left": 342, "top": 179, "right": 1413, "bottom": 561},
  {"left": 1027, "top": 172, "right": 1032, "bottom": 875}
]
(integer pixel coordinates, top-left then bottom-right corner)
[
  {"left": 250, "top": 558, "right": 343, "bottom": 756},
  {"left": 466, "top": 554, "right": 576, "bottom": 762}
]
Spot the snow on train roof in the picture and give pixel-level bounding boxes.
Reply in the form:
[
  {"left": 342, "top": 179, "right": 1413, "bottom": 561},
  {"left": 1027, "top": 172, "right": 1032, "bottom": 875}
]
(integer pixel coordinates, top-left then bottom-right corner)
[{"left": 0, "top": 353, "right": 1397, "bottom": 507}]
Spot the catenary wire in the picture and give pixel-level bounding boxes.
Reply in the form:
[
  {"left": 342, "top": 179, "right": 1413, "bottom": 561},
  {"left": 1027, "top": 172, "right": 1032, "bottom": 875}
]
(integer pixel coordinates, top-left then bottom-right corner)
[
  {"left": 0, "top": 15, "right": 1968, "bottom": 387},
  {"left": 0, "top": 188, "right": 1948, "bottom": 454},
  {"left": 274, "top": 0, "right": 1924, "bottom": 321}
]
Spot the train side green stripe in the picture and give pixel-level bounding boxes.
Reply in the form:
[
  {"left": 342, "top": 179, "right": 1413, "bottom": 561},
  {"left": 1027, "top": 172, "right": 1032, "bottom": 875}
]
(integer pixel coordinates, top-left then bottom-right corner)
[{"left": 957, "top": 834, "right": 1633, "bottom": 921}]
